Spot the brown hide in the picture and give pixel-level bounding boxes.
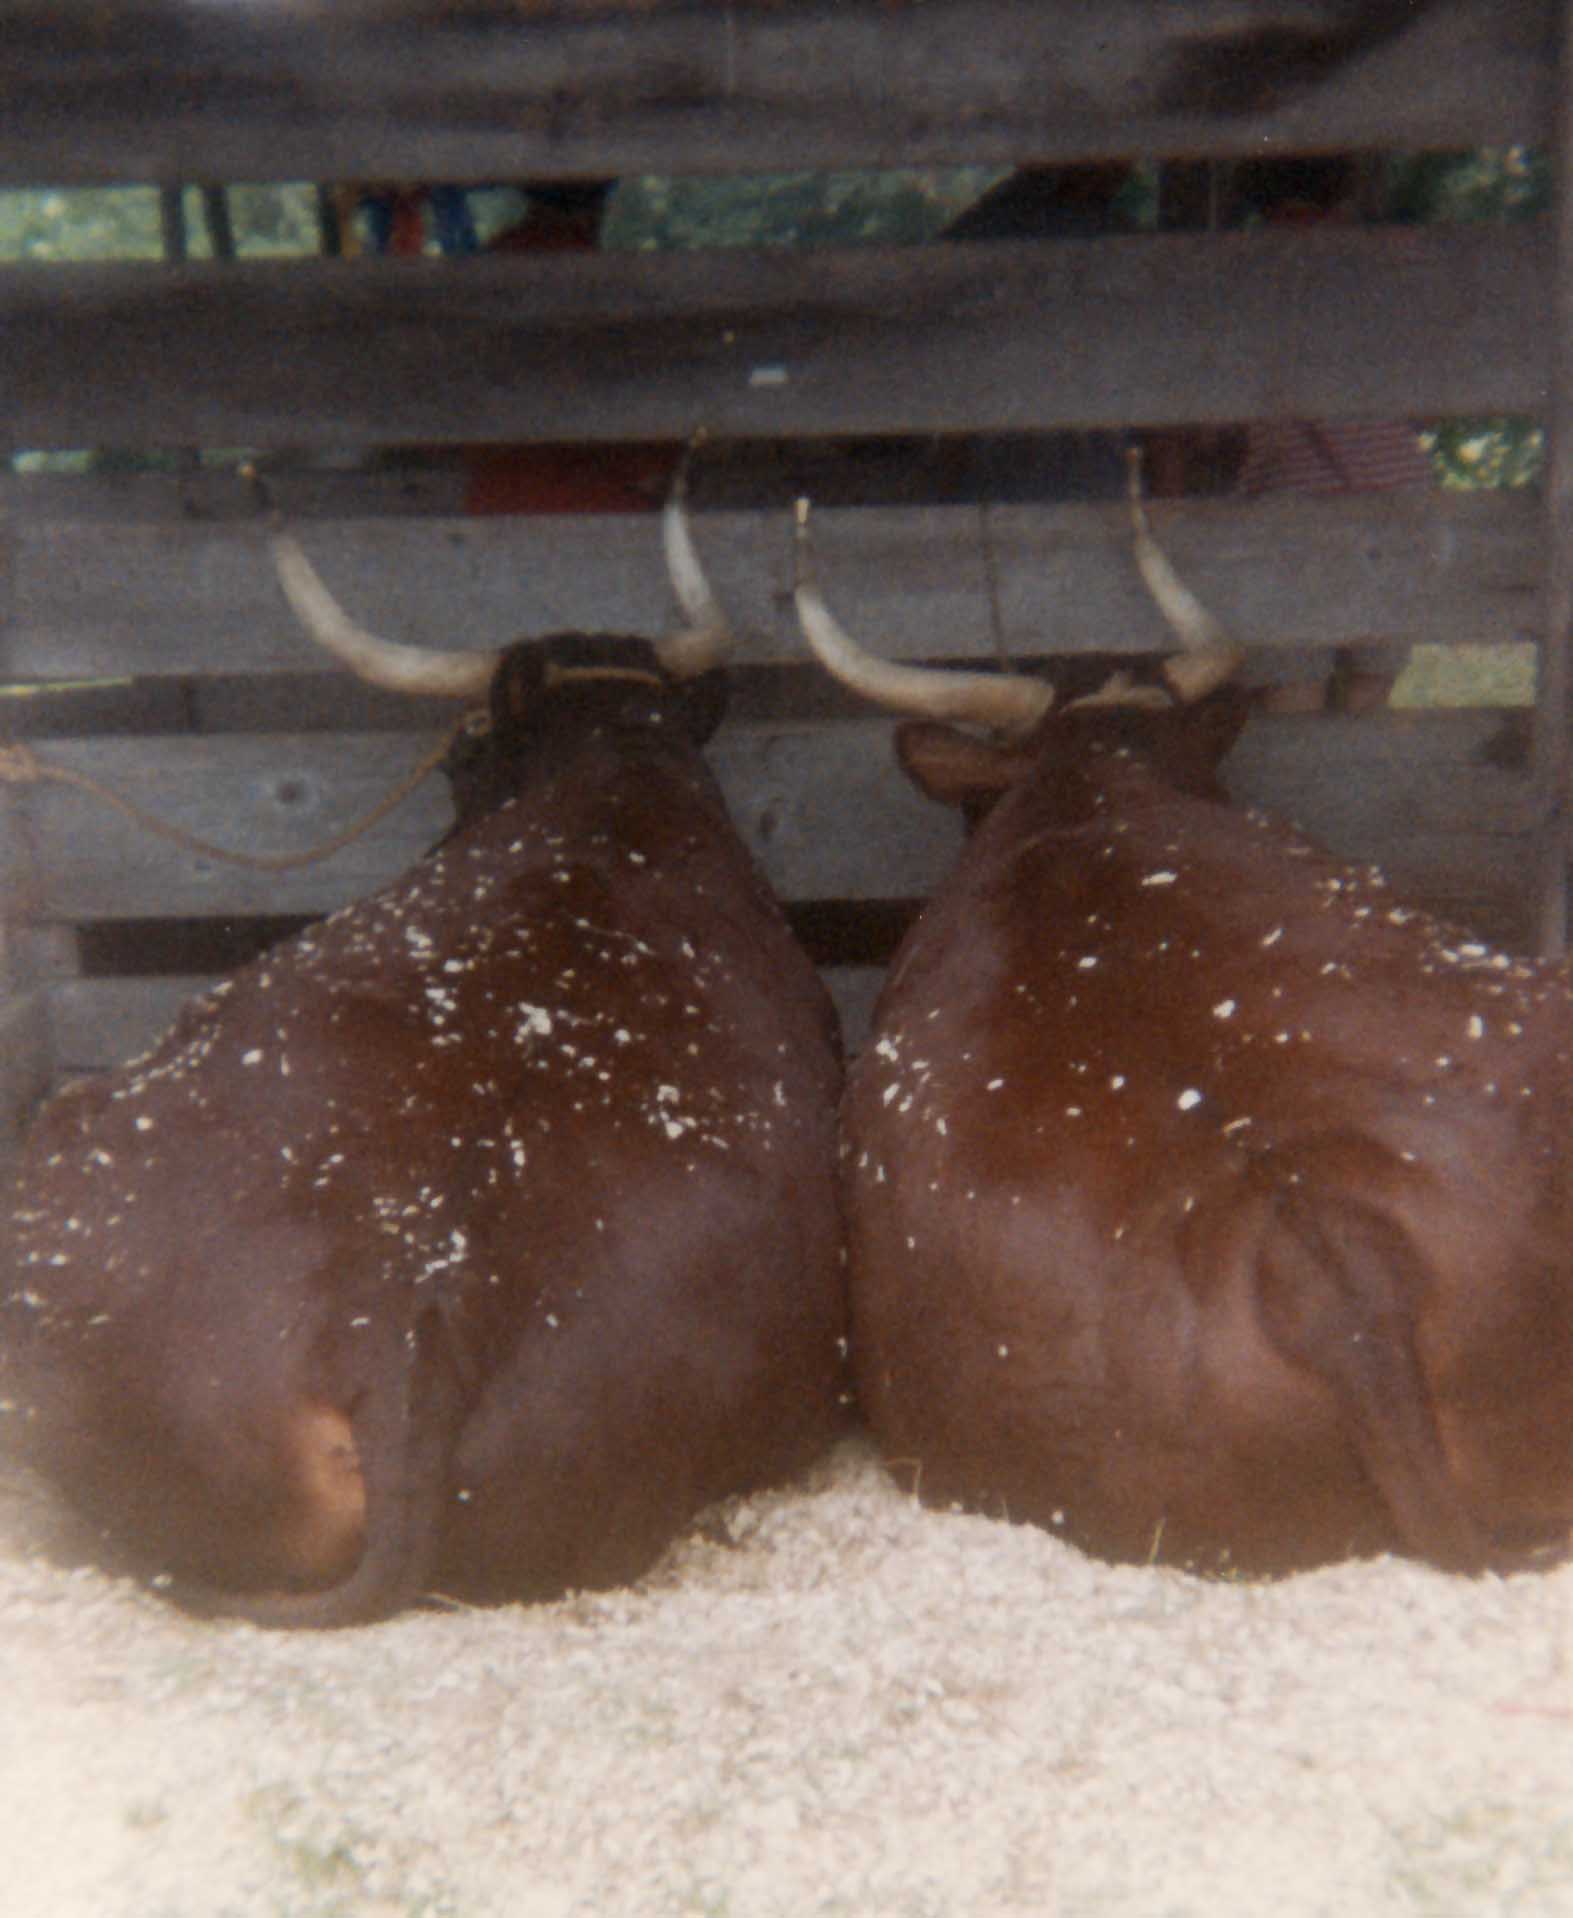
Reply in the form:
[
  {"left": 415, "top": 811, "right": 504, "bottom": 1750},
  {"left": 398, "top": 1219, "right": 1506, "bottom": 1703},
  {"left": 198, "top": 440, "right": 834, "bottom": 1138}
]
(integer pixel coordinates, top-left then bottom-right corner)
[
  {"left": 2, "top": 653, "right": 847, "bottom": 1625},
  {"left": 846, "top": 698, "right": 1573, "bottom": 1576}
]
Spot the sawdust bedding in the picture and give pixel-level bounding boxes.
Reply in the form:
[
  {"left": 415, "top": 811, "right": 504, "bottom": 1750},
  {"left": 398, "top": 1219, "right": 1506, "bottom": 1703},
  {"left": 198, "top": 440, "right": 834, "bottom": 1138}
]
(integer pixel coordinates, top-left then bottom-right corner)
[{"left": 2, "top": 1436, "right": 1570, "bottom": 1918}]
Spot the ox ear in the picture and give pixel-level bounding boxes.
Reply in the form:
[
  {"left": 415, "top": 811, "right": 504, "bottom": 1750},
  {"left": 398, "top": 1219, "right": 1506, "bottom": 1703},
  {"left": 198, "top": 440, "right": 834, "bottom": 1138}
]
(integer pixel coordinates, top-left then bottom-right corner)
[
  {"left": 1188, "top": 683, "right": 1253, "bottom": 757},
  {"left": 672, "top": 666, "right": 729, "bottom": 747},
  {"left": 1155, "top": 685, "right": 1254, "bottom": 794},
  {"left": 894, "top": 721, "right": 1038, "bottom": 812}
]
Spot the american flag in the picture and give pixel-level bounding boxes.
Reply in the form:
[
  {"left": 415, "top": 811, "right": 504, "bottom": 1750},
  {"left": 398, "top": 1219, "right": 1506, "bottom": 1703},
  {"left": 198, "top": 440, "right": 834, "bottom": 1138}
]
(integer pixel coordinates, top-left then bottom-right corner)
[{"left": 1236, "top": 417, "right": 1431, "bottom": 496}]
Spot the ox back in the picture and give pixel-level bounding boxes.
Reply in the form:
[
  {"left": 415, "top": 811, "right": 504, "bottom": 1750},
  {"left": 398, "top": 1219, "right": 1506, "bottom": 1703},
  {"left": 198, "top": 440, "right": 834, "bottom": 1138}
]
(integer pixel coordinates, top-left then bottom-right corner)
[
  {"left": 1, "top": 637, "right": 847, "bottom": 1624},
  {"left": 844, "top": 697, "right": 1573, "bottom": 1577}
]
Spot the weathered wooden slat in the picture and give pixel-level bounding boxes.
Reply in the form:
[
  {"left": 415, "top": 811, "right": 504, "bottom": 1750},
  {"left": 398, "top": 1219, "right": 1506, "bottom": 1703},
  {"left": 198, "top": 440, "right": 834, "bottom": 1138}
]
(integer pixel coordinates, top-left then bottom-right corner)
[
  {"left": 0, "top": 0, "right": 1549, "bottom": 184},
  {"left": 0, "top": 461, "right": 475, "bottom": 527},
  {"left": 0, "top": 723, "right": 961, "bottom": 917},
  {"left": 1, "top": 491, "right": 1544, "bottom": 684},
  {"left": 2, "top": 736, "right": 455, "bottom": 921},
  {"left": 1224, "top": 712, "right": 1537, "bottom": 851},
  {"left": 1528, "top": 0, "right": 1573, "bottom": 956},
  {"left": 0, "top": 992, "right": 52, "bottom": 1157},
  {"left": 47, "top": 977, "right": 197, "bottom": 1079},
  {"left": 0, "top": 713, "right": 1538, "bottom": 923},
  {"left": 44, "top": 963, "right": 888, "bottom": 1082},
  {"left": 0, "top": 224, "right": 1546, "bottom": 454}
]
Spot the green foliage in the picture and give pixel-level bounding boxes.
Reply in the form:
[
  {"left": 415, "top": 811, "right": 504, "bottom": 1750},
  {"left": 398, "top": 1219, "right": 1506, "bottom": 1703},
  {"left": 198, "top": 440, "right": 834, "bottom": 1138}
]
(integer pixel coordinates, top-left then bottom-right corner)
[
  {"left": 604, "top": 168, "right": 1005, "bottom": 252},
  {"left": 1423, "top": 419, "right": 1543, "bottom": 492},
  {"left": 1390, "top": 149, "right": 1548, "bottom": 493},
  {"left": 0, "top": 183, "right": 319, "bottom": 261},
  {"left": 218, "top": 183, "right": 321, "bottom": 257},
  {"left": 0, "top": 173, "right": 1002, "bottom": 264},
  {"left": 0, "top": 185, "right": 165, "bottom": 260},
  {"left": 1386, "top": 145, "right": 1550, "bottom": 226}
]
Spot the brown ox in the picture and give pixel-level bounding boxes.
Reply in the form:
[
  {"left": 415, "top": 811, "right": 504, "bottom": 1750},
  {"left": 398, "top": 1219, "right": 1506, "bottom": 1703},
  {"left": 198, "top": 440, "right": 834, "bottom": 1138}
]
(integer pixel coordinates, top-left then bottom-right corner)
[
  {"left": 1, "top": 480, "right": 846, "bottom": 1626},
  {"left": 794, "top": 463, "right": 1573, "bottom": 1577}
]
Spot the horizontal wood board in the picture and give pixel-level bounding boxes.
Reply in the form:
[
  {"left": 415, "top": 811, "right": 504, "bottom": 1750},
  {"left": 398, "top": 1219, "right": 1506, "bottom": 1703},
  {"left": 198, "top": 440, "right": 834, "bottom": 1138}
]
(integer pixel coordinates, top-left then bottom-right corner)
[
  {"left": 0, "top": 490, "right": 1546, "bottom": 683},
  {"left": 0, "top": 1, "right": 1564, "bottom": 1146},
  {"left": 0, "top": 711, "right": 1538, "bottom": 920},
  {"left": 1, "top": 723, "right": 959, "bottom": 916},
  {"left": 0, "top": 0, "right": 1551, "bottom": 183},
  {"left": 0, "top": 225, "right": 1548, "bottom": 454},
  {"left": 0, "top": 993, "right": 50, "bottom": 1157}
]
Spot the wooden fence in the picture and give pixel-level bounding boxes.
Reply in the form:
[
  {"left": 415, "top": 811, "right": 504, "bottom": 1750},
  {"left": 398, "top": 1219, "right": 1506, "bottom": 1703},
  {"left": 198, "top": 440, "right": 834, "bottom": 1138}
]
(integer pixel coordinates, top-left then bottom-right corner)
[{"left": 2, "top": 0, "right": 1569, "bottom": 1161}]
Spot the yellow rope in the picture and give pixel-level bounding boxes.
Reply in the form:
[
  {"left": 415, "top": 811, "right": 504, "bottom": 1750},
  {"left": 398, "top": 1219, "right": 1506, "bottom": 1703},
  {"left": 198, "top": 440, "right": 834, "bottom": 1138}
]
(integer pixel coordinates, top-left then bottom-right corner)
[{"left": 0, "top": 719, "right": 471, "bottom": 873}]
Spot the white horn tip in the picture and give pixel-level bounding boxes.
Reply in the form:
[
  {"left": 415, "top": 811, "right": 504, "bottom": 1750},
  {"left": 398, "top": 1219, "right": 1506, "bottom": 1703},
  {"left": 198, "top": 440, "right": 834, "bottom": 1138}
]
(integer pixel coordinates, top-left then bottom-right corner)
[
  {"left": 1125, "top": 445, "right": 1152, "bottom": 527},
  {"left": 792, "top": 497, "right": 817, "bottom": 588},
  {"left": 658, "top": 447, "right": 731, "bottom": 676}
]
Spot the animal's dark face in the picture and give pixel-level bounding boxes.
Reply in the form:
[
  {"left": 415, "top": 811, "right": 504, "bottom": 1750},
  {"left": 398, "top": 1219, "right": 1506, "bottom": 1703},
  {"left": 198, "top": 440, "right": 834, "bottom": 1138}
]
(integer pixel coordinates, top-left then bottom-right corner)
[
  {"left": 263, "top": 466, "right": 734, "bottom": 841},
  {"left": 893, "top": 681, "right": 1254, "bottom": 829},
  {"left": 441, "top": 633, "right": 729, "bottom": 830}
]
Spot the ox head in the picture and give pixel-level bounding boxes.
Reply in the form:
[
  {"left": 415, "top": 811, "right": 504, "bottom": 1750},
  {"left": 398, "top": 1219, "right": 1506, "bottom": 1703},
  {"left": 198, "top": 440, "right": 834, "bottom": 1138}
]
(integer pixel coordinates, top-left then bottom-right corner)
[
  {"left": 793, "top": 452, "right": 1251, "bottom": 820},
  {"left": 267, "top": 457, "right": 732, "bottom": 827}
]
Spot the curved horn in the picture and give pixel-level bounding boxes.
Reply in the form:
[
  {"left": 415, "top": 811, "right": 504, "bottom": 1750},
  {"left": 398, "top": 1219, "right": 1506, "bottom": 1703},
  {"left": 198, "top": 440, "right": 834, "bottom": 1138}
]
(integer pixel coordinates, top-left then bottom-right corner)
[
  {"left": 1125, "top": 448, "right": 1245, "bottom": 703},
  {"left": 792, "top": 500, "right": 1054, "bottom": 736},
  {"left": 655, "top": 442, "right": 732, "bottom": 681},
  {"left": 269, "top": 531, "right": 500, "bottom": 699}
]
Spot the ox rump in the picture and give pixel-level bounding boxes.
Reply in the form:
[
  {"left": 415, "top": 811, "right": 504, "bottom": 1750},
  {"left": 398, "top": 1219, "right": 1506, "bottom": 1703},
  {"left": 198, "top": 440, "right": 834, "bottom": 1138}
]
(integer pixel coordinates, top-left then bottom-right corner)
[
  {"left": 794, "top": 472, "right": 1573, "bottom": 1579},
  {"left": 1, "top": 486, "right": 847, "bottom": 1627}
]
